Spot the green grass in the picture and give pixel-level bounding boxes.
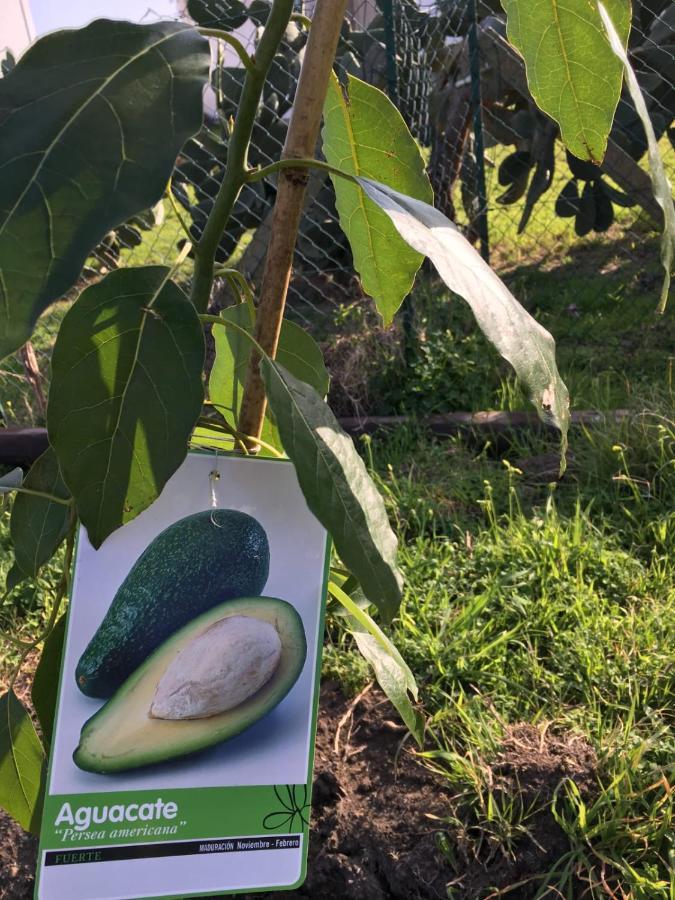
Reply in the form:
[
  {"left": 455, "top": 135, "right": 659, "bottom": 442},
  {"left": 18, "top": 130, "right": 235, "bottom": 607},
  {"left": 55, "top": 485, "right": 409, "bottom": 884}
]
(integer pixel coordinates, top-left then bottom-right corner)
[
  {"left": 333, "top": 264, "right": 675, "bottom": 417},
  {"left": 323, "top": 403, "right": 675, "bottom": 898}
]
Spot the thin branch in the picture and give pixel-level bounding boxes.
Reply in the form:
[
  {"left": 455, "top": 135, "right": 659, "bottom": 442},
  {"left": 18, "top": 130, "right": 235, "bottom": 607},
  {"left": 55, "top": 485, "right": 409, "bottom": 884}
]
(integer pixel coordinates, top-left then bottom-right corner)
[
  {"left": 198, "top": 28, "right": 256, "bottom": 73},
  {"left": 213, "top": 266, "right": 256, "bottom": 310},
  {"left": 166, "top": 177, "right": 195, "bottom": 244},
  {"left": 190, "top": 0, "right": 295, "bottom": 314},
  {"left": 3, "top": 486, "right": 73, "bottom": 506},
  {"left": 196, "top": 416, "right": 284, "bottom": 459},
  {"left": 199, "top": 312, "right": 267, "bottom": 355},
  {"left": 246, "top": 157, "right": 357, "bottom": 184}
]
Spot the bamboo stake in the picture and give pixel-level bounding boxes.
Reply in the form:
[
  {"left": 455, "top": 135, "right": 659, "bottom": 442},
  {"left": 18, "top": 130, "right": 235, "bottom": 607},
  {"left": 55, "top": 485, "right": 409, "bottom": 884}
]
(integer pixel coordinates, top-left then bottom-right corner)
[{"left": 237, "top": 0, "right": 349, "bottom": 446}]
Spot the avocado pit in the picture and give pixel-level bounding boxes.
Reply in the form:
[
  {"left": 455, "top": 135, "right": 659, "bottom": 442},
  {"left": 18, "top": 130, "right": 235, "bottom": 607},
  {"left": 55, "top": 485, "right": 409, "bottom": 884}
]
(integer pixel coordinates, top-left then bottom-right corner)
[{"left": 150, "top": 615, "right": 282, "bottom": 720}]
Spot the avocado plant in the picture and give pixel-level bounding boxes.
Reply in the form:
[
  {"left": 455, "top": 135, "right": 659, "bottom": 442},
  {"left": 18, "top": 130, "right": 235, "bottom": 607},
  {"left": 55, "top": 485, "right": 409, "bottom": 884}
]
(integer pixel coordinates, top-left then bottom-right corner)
[{"left": 0, "top": 0, "right": 586, "bottom": 835}]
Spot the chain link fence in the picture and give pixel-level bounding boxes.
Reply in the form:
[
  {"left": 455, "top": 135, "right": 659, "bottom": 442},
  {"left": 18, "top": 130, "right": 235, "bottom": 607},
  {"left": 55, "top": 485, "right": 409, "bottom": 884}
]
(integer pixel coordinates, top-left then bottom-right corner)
[{"left": 0, "top": 0, "right": 673, "bottom": 427}]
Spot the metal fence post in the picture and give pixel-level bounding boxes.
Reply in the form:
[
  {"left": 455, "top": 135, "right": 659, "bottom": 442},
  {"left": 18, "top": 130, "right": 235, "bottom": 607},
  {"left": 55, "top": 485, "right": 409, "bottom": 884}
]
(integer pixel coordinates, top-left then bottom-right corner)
[
  {"left": 381, "top": 0, "right": 399, "bottom": 108},
  {"left": 467, "top": 0, "right": 490, "bottom": 264}
]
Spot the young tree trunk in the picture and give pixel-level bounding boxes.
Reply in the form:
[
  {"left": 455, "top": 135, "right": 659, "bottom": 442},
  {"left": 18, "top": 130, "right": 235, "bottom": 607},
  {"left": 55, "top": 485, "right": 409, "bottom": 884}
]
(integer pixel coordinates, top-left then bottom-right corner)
[{"left": 237, "top": 0, "right": 349, "bottom": 446}]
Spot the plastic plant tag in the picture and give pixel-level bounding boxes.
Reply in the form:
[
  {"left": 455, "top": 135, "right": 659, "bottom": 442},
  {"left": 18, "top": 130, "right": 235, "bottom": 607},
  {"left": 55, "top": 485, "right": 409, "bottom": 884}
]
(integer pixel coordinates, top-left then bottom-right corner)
[{"left": 34, "top": 451, "right": 330, "bottom": 900}]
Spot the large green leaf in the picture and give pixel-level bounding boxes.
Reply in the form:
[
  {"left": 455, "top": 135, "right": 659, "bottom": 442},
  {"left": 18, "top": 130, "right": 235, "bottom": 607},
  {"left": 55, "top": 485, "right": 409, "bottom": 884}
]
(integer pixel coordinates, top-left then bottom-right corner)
[
  {"left": 599, "top": 3, "right": 674, "bottom": 313},
  {"left": 48, "top": 267, "right": 205, "bottom": 548},
  {"left": 31, "top": 616, "right": 67, "bottom": 748},
  {"left": 501, "top": 0, "right": 631, "bottom": 162},
  {"left": 0, "top": 690, "right": 45, "bottom": 834},
  {"left": 9, "top": 448, "right": 70, "bottom": 588},
  {"left": 322, "top": 73, "right": 433, "bottom": 324},
  {"left": 0, "top": 19, "right": 209, "bottom": 359},
  {"left": 357, "top": 179, "right": 570, "bottom": 454},
  {"left": 261, "top": 360, "right": 403, "bottom": 622},
  {"left": 209, "top": 304, "right": 329, "bottom": 453}
]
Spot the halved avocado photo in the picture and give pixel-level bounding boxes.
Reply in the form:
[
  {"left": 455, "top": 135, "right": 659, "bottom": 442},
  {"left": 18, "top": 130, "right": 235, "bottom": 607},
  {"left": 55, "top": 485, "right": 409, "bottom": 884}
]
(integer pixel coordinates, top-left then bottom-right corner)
[{"left": 73, "top": 597, "right": 307, "bottom": 774}]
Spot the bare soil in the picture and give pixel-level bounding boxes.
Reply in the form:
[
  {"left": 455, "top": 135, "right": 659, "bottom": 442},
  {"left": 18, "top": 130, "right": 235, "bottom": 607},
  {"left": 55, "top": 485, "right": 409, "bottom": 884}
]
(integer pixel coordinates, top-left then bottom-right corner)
[{"left": 0, "top": 685, "right": 598, "bottom": 900}]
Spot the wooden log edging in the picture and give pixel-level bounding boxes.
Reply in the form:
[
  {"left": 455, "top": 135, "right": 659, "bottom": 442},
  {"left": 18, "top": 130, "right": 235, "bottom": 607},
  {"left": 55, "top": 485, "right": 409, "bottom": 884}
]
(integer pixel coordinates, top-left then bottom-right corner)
[
  {"left": 338, "top": 409, "right": 630, "bottom": 438},
  {"left": 0, "top": 410, "right": 631, "bottom": 468}
]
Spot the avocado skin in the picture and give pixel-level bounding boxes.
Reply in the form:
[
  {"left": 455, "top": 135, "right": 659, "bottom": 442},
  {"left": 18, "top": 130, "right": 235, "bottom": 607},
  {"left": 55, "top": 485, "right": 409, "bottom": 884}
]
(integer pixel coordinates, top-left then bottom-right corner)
[
  {"left": 76, "top": 509, "right": 269, "bottom": 699},
  {"left": 73, "top": 596, "right": 307, "bottom": 774}
]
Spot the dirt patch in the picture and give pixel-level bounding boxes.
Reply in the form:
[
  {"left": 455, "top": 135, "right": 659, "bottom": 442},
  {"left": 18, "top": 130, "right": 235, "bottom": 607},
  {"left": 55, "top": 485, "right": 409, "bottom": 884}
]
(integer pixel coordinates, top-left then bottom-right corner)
[
  {"left": 494, "top": 723, "right": 598, "bottom": 801},
  {"left": 0, "top": 817, "right": 37, "bottom": 900},
  {"left": 0, "top": 689, "right": 599, "bottom": 900},
  {"left": 453, "top": 723, "right": 598, "bottom": 899},
  {"left": 231, "top": 682, "right": 451, "bottom": 900},
  {"left": 0, "top": 683, "right": 450, "bottom": 900}
]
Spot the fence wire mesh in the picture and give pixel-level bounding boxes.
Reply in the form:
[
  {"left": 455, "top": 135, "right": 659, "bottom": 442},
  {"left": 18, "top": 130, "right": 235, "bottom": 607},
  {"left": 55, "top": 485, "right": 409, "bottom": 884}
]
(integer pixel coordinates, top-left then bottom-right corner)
[{"left": 0, "top": 0, "right": 673, "bottom": 427}]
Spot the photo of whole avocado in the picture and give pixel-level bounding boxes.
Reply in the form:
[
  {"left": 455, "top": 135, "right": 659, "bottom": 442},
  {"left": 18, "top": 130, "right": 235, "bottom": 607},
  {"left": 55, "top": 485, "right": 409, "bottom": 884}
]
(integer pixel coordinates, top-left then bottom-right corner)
[
  {"left": 76, "top": 509, "right": 271, "bottom": 698},
  {"left": 71, "top": 507, "right": 308, "bottom": 774}
]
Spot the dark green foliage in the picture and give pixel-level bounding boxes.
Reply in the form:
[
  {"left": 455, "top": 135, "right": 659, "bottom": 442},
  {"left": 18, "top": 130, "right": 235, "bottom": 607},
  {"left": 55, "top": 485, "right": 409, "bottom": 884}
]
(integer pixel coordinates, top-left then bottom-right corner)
[
  {"left": 8, "top": 449, "right": 70, "bottom": 588},
  {"left": 262, "top": 360, "right": 403, "bottom": 622},
  {"left": 75, "top": 509, "right": 270, "bottom": 698},
  {"left": 555, "top": 179, "right": 582, "bottom": 217},
  {"left": 0, "top": 20, "right": 209, "bottom": 359},
  {"left": 0, "top": 691, "right": 44, "bottom": 834},
  {"left": 31, "top": 616, "right": 67, "bottom": 747},
  {"left": 187, "top": 0, "right": 249, "bottom": 29},
  {"left": 498, "top": 150, "right": 532, "bottom": 186},
  {"left": 48, "top": 268, "right": 205, "bottom": 548}
]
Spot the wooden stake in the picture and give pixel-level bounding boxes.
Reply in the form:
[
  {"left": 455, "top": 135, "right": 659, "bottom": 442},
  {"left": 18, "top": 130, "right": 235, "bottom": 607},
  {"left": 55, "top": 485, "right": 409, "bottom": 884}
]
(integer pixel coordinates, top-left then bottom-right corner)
[{"left": 237, "top": 0, "right": 349, "bottom": 446}]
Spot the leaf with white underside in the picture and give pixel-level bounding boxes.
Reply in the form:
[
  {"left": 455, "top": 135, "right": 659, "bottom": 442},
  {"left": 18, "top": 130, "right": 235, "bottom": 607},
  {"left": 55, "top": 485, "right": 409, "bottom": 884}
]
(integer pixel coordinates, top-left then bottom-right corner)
[
  {"left": 0, "top": 690, "right": 45, "bottom": 833},
  {"left": 0, "top": 468, "right": 23, "bottom": 495},
  {"left": 48, "top": 267, "right": 205, "bottom": 548},
  {"left": 323, "top": 73, "right": 433, "bottom": 324},
  {"left": 261, "top": 361, "right": 403, "bottom": 622},
  {"left": 0, "top": 19, "right": 209, "bottom": 360},
  {"left": 9, "top": 448, "right": 70, "bottom": 587},
  {"left": 357, "top": 178, "right": 570, "bottom": 453},
  {"left": 500, "top": 0, "right": 631, "bottom": 162},
  {"left": 599, "top": 3, "right": 674, "bottom": 313},
  {"left": 328, "top": 580, "right": 423, "bottom": 745}
]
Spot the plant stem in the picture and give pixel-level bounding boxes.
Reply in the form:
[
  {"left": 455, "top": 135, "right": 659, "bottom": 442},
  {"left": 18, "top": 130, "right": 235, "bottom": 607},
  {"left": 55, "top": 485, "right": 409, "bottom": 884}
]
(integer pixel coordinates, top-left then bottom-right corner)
[
  {"left": 237, "top": 0, "right": 350, "bottom": 446},
  {"left": 246, "top": 157, "right": 357, "bottom": 184},
  {"left": 196, "top": 415, "right": 284, "bottom": 459},
  {"left": 4, "top": 486, "right": 73, "bottom": 506},
  {"left": 199, "top": 313, "right": 266, "bottom": 355},
  {"left": 197, "top": 29, "right": 256, "bottom": 73},
  {"left": 189, "top": 0, "right": 295, "bottom": 314}
]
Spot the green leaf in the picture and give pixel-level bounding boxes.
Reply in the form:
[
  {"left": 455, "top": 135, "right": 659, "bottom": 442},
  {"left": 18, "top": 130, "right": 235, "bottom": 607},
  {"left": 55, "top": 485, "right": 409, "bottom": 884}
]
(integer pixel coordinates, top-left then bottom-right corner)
[
  {"left": 209, "top": 304, "right": 329, "bottom": 453},
  {"left": 261, "top": 360, "right": 403, "bottom": 622},
  {"left": 0, "top": 690, "right": 45, "bottom": 834},
  {"left": 322, "top": 72, "right": 433, "bottom": 324},
  {"left": 9, "top": 448, "right": 70, "bottom": 587},
  {"left": 31, "top": 616, "right": 67, "bottom": 748},
  {"left": 209, "top": 303, "right": 253, "bottom": 423},
  {"left": 48, "top": 267, "right": 205, "bottom": 548},
  {"left": 357, "top": 178, "right": 570, "bottom": 458},
  {"left": 501, "top": 0, "right": 631, "bottom": 162},
  {"left": 599, "top": 3, "right": 674, "bottom": 313},
  {"left": 328, "top": 581, "right": 423, "bottom": 745},
  {"left": 0, "top": 19, "right": 209, "bottom": 359}
]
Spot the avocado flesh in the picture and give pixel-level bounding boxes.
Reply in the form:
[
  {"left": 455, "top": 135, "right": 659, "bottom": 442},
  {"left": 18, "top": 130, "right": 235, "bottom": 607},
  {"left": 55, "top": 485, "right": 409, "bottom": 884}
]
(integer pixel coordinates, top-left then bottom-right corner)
[
  {"left": 73, "top": 597, "right": 307, "bottom": 774},
  {"left": 76, "top": 509, "right": 270, "bottom": 698}
]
